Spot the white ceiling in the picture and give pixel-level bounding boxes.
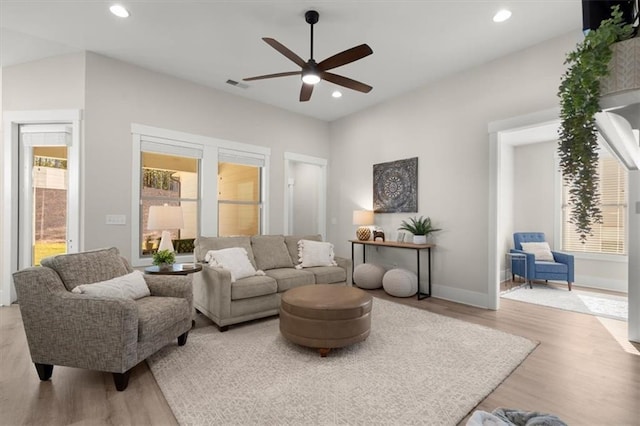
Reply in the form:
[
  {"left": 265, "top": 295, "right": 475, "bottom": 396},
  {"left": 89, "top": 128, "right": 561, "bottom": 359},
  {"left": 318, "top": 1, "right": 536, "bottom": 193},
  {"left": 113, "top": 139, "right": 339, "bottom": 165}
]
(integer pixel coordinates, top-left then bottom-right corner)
[{"left": 0, "top": 1, "right": 583, "bottom": 122}]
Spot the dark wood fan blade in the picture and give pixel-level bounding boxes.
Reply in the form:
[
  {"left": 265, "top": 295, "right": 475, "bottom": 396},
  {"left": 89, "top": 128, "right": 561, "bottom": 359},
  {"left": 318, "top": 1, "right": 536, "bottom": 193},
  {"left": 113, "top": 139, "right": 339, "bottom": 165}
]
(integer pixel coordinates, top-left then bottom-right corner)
[
  {"left": 300, "top": 83, "right": 313, "bottom": 102},
  {"left": 262, "top": 38, "right": 306, "bottom": 68},
  {"left": 321, "top": 72, "right": 372, "bottom": 93},
  {"left": 243, "top": 71, "right": 301, "bottom": 81},
  {"left": 318, "top": 44, "right": 373, "bottom": 71}
]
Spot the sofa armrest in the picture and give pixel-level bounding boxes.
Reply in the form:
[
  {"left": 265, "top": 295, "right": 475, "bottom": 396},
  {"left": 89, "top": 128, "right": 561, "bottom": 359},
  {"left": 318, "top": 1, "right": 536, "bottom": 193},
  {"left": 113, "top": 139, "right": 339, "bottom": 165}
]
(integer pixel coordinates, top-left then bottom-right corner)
[
  {"left": 192, "top": 264, "right": 233, "bottom": 320},
  {"left": 335, "top": 256, "right": 352, "bottom": 285},
  {"left": 13, "top": 266, "right": 138, "bottom": 372},
  {"left": 144, "top": 274, "right": 192, "bottom": 300},
  {"left": 552, "top": 251, "right": 574, "bottom": 282},
  {"left": 144, "top": 274, "right": 193, "bottom": 314},
  {"left": 509, "top": 249, "right": 535, "bottom": 279}
]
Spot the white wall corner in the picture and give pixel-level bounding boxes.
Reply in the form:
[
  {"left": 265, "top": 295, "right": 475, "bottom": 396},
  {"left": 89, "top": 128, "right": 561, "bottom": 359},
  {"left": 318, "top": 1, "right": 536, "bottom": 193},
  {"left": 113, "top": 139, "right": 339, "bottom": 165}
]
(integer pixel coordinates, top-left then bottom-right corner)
[{"left": 432, "top": 284, "right": 493, "bottom": 310}]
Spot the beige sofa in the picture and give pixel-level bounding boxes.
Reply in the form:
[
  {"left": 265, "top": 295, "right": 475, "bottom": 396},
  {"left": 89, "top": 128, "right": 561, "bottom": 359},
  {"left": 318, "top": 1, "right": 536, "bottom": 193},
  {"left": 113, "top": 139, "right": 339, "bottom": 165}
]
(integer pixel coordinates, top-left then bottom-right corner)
[{"left": 192, "top": 234, "right": 351, "bottom": 331}]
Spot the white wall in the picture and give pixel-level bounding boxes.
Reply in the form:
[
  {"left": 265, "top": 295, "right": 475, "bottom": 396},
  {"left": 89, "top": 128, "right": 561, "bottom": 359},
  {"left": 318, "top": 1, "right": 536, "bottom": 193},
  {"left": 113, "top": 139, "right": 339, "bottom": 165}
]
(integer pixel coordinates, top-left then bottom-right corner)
[
  {"left": 512, "top": 141, "right": 627, "bottom": 291},
  {"left": 80, "top": 52, "right": 330, "bottom": 258},
  {"left": 328, "top": 32, "right": 581, "bottom": 306}
]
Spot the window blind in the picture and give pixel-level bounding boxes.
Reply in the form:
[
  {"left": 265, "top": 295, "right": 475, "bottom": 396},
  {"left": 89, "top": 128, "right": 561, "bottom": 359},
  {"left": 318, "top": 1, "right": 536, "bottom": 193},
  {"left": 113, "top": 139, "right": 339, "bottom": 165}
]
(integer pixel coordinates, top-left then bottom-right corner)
[{"left": 562, "top": 155, "right": 627, "bottom": 254}]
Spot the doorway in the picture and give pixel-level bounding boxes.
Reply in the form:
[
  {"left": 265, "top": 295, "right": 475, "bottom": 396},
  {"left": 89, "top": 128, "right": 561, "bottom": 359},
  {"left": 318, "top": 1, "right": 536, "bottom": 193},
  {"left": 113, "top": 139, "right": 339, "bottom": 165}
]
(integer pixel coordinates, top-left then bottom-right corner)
[
  {"left": 2, "top": 110, "right": 81, "bottom": 305},
  {"left": 283, "top": 152, "right": 327, "bottom": 238}
]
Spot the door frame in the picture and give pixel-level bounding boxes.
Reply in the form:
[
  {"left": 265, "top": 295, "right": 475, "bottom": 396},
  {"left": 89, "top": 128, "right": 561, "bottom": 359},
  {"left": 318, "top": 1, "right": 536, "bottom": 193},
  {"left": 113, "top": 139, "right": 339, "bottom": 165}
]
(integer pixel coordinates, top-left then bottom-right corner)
[
  {"left": 2, "top": 109, "right": 82, "bottom": 306},
  {"left": 283, "top": 152, "right": 327, "bottom": 239}
]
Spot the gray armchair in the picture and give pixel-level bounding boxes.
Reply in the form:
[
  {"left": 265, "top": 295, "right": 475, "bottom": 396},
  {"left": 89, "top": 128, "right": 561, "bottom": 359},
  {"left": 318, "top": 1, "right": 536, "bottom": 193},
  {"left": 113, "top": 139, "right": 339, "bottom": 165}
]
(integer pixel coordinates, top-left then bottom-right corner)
[{"left": 12, "top": 247, "right": 193, "bottom": 391}]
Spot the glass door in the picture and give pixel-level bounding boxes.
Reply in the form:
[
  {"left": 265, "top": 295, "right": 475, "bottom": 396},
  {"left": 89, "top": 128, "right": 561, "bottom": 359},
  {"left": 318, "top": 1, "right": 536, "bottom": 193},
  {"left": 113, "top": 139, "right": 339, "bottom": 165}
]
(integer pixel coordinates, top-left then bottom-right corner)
[{"left": 19, "top": 124, "right": 73, "bottom": 267}]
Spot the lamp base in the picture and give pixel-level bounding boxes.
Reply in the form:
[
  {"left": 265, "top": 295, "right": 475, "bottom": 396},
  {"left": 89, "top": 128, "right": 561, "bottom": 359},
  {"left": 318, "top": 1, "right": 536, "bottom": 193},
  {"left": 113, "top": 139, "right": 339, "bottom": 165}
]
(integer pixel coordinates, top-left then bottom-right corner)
[
  {"left": 356, "top": 227, "right": 371, "bottom": 241},
  {"left": 158, "top": 230, "right": 175, "bottom": 252}
]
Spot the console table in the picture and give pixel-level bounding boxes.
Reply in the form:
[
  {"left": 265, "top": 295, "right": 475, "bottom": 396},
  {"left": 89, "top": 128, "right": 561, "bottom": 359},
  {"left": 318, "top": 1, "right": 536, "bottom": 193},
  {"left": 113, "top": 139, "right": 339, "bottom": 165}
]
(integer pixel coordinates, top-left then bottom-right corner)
[{"left": 349, "top": 240, "right": 435, "bottom": 300}]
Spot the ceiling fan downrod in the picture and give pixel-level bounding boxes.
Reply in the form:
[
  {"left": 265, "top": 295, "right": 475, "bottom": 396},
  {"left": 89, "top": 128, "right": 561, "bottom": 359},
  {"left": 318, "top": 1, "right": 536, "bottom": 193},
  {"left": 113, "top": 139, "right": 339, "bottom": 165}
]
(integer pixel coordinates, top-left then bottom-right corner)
[{"left": 305, "top": 10, "right": 319, "bottom": 61}]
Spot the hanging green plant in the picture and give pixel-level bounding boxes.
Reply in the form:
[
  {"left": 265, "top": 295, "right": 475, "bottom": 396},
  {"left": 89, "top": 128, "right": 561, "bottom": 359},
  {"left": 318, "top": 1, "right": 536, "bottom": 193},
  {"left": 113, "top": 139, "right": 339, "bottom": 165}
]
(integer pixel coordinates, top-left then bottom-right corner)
[{"left": 557, "top": 5, "right": 633, "bottom": 242}]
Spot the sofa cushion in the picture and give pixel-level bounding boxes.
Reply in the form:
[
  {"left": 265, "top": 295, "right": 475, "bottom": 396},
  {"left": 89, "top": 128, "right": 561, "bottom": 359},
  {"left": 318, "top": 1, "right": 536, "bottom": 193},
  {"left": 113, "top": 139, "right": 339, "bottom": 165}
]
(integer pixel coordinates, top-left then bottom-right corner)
[
  {"left": 71, "top": 270, "right": 150, "bottom": 300},
  {"left": 535, "top": 261, "right": 568, "bottom": 274},
  {"left": 136, "top": 296, "right": 190, "bottom": 342},
  {"left": 265, "top": 268, "right": 315, "bottom": 292},
  {"left": 251, "top": 235, "right": 294, "bottom": 270},
  {"left": 231, "top": 275, "right": 278, "bottom": 301},
  {"left": 41, "top": 247, "right": 129, "bottom": 291},
  {"left": 195, "top": 236, "right": 256, "bottom": 267},
  {"left": 285, "top": 234, "right": 322, "bottom": 265},
  {"left": 305, "top": 266, "right": 347, "bottom": 284}
]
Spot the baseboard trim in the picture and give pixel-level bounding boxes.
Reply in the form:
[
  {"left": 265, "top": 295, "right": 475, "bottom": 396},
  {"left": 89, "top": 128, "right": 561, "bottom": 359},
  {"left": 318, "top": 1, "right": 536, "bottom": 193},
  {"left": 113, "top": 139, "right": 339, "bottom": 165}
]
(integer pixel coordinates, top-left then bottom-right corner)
[
  {"left": 431, "top": 283, "right": 492, "bottom": 310},
  {"left": 574, "top": 275, "right": 627, "bottom": 293}
]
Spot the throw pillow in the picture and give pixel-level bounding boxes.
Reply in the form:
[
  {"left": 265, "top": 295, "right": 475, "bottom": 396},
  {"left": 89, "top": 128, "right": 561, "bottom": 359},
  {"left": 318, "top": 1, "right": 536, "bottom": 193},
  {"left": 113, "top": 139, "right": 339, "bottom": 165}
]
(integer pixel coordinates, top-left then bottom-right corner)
[
  {"left": 250, "top": 235, "right": 294, "bottom": 270},
  {"left": 520, "top": 242, "right": 555, "bottom": 262},
  {"left": 205, "top": 247, "right": 264, "bottom": 282},
  {"left": 296, "top": 239, "right": 337, "bottom": 268},
  {"left": 71, "top": 270, "right": 150, "bottom": 300}
]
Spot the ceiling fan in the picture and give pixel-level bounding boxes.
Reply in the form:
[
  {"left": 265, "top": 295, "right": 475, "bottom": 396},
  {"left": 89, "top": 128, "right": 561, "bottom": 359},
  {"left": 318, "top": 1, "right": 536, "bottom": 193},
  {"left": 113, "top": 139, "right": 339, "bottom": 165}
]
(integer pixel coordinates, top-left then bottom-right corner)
[{"left": 243, "top": 10, "right": 373, "bottom": 102}]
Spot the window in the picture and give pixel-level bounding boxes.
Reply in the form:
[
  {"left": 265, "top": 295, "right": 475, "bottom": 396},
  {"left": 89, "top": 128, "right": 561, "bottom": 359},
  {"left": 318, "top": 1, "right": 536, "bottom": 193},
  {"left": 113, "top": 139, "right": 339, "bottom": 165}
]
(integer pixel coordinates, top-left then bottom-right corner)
[
  {"left": 131, "top": 124, "right": 270, "bottom": 266},
  {"left": 562, "top": 153, "right": 627, "bottom": 254},
  {"left": 217, "top": 150, "right": 264, "bottom": 236},
  {"left": 139, "top": 142, "right": 201, "bottom": 258}
]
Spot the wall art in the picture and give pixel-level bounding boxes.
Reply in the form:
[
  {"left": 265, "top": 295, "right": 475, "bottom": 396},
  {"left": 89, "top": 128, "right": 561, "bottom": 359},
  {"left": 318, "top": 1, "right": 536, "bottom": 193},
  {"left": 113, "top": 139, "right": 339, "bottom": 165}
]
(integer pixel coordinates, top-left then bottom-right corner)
[{"left": 373, "top": 157, "right": 417, "bottom": 213}]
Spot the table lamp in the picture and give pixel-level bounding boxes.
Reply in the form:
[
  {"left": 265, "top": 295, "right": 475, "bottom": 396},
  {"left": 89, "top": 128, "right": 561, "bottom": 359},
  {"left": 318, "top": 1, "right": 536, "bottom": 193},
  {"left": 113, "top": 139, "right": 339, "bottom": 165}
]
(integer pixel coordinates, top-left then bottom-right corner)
[
  {"left": 147, "top": 204, "right": 184, "bottom": 252},
  {"left": 352, "top": 210, "right": 374, "bottom": 241}
]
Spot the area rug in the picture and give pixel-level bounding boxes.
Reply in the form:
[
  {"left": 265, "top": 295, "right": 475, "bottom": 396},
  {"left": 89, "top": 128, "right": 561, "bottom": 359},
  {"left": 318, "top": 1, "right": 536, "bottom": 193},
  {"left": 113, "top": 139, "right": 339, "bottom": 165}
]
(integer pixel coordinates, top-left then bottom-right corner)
[
  {"left": 148, "top": 298, "right": 536, "bottom": 425},
  {"left": 502, "top": 283, "right": 627, "bottom": 321}
]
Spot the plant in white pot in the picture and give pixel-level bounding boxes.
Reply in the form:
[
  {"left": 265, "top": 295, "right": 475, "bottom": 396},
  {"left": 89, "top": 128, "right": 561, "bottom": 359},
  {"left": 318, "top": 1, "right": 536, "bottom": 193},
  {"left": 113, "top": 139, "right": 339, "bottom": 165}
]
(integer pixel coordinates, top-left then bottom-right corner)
[{"left": 398, "top": 216, "right": 441, "bottom": 244}]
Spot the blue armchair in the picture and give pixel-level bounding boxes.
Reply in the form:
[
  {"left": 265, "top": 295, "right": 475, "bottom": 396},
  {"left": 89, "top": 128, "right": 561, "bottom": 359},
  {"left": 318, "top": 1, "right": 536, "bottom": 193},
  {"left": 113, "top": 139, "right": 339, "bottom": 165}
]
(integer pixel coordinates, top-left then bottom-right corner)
[{"left": 510, "top": 232, "right": 574, "bottom": 291}]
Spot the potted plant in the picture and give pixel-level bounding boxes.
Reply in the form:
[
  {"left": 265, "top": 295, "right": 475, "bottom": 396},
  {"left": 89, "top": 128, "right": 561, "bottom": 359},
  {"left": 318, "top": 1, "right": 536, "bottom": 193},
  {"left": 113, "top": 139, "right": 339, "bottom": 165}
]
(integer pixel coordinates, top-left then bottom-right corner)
[
  {"left": 557, "top": 5, "right": 634, "bottom": 242},
  {"left": 152, "top": 249, "right": 176, "bottom": 270},
  {"left": 398, "top": 216, "right": 441, "bottom": 244}
]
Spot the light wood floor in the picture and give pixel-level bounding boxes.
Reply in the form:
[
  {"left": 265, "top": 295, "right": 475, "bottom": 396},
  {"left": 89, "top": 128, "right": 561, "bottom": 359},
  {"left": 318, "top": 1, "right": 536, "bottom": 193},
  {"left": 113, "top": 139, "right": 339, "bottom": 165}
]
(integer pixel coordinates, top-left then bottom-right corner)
[{"left": 1, "top": 288, "right": 639, "bottom": 426}]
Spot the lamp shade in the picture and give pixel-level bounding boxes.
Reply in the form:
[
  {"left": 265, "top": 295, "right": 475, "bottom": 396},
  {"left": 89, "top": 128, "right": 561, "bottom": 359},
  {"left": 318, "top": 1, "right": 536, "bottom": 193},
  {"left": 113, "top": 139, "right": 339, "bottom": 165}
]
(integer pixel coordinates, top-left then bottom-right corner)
[
  {"left": 148, "top": 205, "right": 184, "bottom": 230},
  {"left": 352, "top": 210, "right": 374, "bottom": 226}
]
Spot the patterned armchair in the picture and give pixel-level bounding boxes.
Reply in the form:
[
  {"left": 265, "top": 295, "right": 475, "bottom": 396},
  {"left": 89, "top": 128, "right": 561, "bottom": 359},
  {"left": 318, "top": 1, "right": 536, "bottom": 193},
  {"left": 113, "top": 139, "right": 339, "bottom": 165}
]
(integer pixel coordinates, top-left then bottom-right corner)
[
  {"left": 12, "top": 247, "right": 193, "bottom": 391},
  {"left": 510, "top": 232, "right": 574, "bottom": 291}
]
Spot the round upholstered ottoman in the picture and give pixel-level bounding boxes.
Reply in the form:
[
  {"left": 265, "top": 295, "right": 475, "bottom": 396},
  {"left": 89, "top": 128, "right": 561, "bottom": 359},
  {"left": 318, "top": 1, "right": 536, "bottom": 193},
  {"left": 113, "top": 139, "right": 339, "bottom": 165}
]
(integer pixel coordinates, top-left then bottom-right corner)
[
  {"left": 383, "top": 268, "right": 418, "bottom": 297},
  {"left": 353, "top": 263, "right": 386, "bottom": 289},
  {"left": 279, "top": 284, "right": 373, "bottom": 357}
]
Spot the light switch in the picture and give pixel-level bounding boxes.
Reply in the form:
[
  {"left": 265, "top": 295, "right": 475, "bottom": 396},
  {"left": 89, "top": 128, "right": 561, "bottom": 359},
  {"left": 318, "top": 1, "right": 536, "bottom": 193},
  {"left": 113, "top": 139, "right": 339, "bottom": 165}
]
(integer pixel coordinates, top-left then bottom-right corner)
[{"left": 106, "top": 214, "right": 126, "bottom": 225}]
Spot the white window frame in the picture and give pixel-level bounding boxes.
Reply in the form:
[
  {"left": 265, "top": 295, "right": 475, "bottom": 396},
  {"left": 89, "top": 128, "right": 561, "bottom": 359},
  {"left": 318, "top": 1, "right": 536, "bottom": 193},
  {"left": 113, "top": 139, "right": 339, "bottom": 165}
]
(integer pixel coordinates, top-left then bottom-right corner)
[{"left": 131, "top": 124, "right": 270, "bottom": 267}]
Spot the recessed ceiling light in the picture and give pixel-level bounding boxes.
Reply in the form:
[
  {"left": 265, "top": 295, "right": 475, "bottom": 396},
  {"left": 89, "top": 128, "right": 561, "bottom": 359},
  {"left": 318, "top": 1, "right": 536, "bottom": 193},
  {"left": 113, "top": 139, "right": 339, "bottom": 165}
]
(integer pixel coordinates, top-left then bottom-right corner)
[
  {"left": 493, "top": 9, "right": 511, "bottom": 23},
  {"left": 110, "top": 4, "right": 130, "bottom": 18},
  {"left": 332, "top": 91, "right": 342, "bottom": 98}
]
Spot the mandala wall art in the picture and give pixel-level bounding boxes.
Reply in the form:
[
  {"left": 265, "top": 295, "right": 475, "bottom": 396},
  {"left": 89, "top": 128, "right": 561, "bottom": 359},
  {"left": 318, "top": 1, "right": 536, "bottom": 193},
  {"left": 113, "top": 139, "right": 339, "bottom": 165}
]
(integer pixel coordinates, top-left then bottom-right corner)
[{"left": 373, "top": 157, "right": 418, "bottom": 213}]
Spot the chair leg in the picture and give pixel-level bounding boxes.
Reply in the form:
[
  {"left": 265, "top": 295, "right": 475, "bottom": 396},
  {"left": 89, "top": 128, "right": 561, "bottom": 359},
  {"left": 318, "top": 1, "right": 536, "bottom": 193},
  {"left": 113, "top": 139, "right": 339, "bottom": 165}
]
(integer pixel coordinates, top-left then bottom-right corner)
[
  {"left": 113, "top": 370, "right": 131, "bottom": 391},
  {"left": 218, "top": 325, "right": 229, "bottom": 332},
  {"left": 34, "top": 363, "right": 53, "bottom": 381},
  {"left": 568, "top": 281, "right": 572, "bottom": 291},
  {"left": 178, "top": 331, "right": 189, "bottom": 346},
  {"left": 528, "top": 280, "right": 533, "bottom": 289}
]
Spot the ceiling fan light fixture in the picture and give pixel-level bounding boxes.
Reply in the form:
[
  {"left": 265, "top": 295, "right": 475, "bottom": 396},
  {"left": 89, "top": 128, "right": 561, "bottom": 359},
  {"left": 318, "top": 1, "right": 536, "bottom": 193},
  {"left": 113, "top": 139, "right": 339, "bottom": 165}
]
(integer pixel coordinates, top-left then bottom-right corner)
[
  {"left": 109, "top": 4, "right": 130, "bottom": 18},
  {"left": 302, "top": 72, "right": 321, "bottom": 85},
  {"left": 493, "top": 9, "right": 512, "bottom": 23}
]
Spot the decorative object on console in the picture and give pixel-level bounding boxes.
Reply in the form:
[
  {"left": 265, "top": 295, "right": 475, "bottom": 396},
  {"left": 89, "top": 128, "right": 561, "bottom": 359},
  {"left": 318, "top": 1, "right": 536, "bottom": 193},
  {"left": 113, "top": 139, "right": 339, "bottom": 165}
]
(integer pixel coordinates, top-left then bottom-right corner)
[
  {"left": 152, "top": 249, "right": 176, "bottom": 270},
  {"left": 353, "top": 210, "right": 374, "bottom": 241},
  {"left": 373, "top": 157, "right": 417, "bottom": 213},
  {"left": 398, "top": 215, "right": 441, "bottom": 244},
  {"left": 373, "top": 230, "right": 385, "bottom": 242},
  {"left": 147, "top": 204, "right": 184, "bottom": 252}
]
